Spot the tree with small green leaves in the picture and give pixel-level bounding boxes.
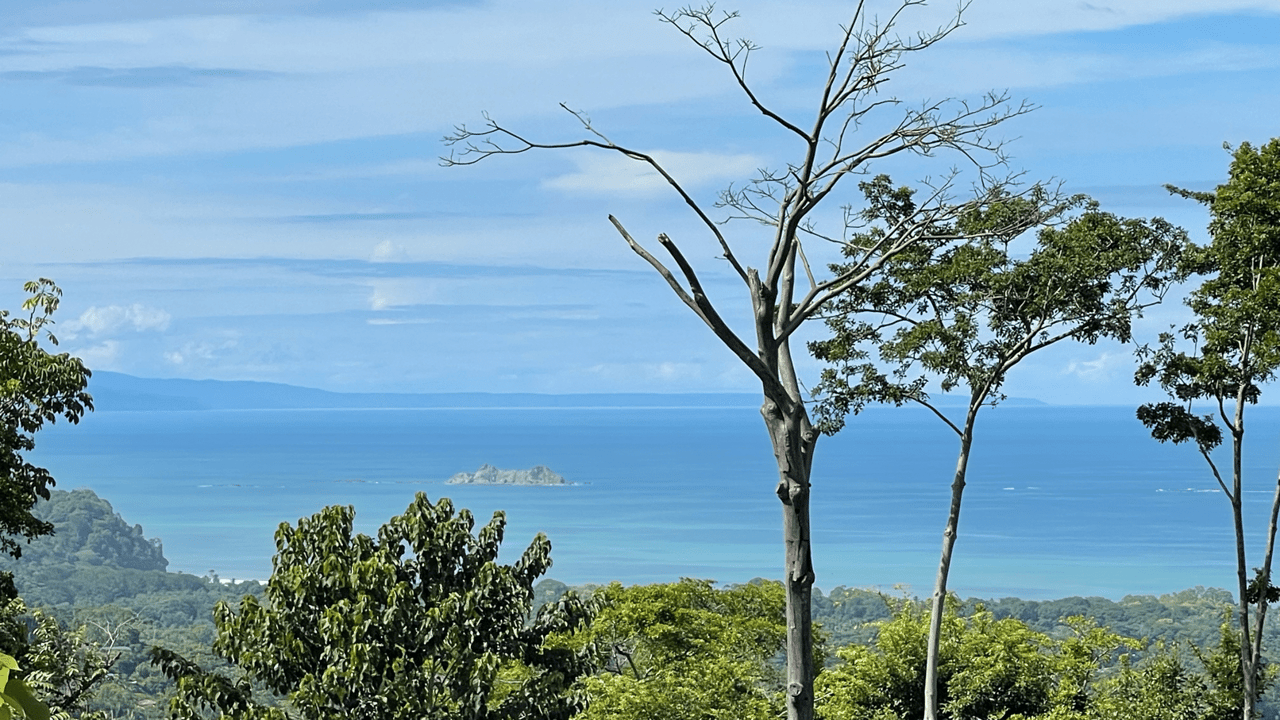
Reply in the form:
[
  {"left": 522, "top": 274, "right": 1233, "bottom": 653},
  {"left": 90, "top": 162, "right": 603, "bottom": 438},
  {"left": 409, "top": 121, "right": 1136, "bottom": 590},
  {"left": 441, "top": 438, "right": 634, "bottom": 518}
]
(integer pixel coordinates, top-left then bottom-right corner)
[
  {"left": 1135, "top": 138, "right": 1280, "bottom": 720},
  {"left": 811, "top": 182, "right": 1188, "bottom": 720},
  {"left": 151, "top": 493, "right": 595, "bottom": 720},
  {"left": 0, "top": 585, "right": 113, "bottom": 720},
  {"left": 1, "top": 279, "right": 93, "bottom": 560},
  {"left": 1088, "top": 621, "right": 1254, "bottom": 720},
  {"left": 557, "top": 579, "right": 796, "bottom": 720},
  {"left": 1, "top": 601, "right": 112, "bottom": 720},
  {"left": 815, "top": 596, "right": 1140, "bottom": 720}
]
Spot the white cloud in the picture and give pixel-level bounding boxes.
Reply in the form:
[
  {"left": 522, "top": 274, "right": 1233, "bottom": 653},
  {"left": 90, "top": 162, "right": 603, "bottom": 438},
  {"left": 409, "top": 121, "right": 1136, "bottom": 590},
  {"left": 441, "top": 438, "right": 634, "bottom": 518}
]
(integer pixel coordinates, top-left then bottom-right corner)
[
  {"left": 588, "top": 361, "right": 705, "bottom": 382},
  {"left": 948, "top": 0, "right": 1280, "bottom": 39},
  {"left": 370, "top": 240, "right": 407, "bottom": 263},
  {"left": 543, "top": 150, "right": 765, "bottom": 197},
  {"left": 1062, "top": 351, "right": 1131, "bottom": 382},
  {"left": 368, "top": 278, "right": 435, "bottom": 310},
  {"left": 62, "top": 303, "right": 170, "bottom": 338},
  {"left": 366, "top": 317, "right": 436, "bottom": 326},
  {"left": 164, "top": 337, "right": 237, "bottom": 365},
  {"left": 0, "top": 1, "right": 1272, "bottom": 168},
  {"left": 69, "top": 340, "right": 121, "bottom": 369}
]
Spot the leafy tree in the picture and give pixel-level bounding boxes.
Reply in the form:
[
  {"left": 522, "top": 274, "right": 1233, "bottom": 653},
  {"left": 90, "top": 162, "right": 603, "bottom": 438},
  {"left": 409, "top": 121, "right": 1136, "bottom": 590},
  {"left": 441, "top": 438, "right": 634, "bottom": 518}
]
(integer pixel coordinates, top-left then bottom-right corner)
[
  {"left": 1089, "top": 622, "right": 1252, "bottom": 720},
  {"left": 151, "top": 493, "right": 595, "bottom": 720},
  {"left": 442, "top": 5, "right": 1060, "bottom": 717},
  {"left": 811, "top": 187, "right": 1188, "bottom": 719},
  {"left": 1135, "top": 137, "right": 1280, "bottom": 720},
  {"left": 4, "top": 603, "right": 113, "bottom": 720},
  {"left": 557, "top": 579, "right": 793, "bottom": 720},
  {"left": 809, "top": 596, "right": 1250, "bottom": 720},
  {"left": 0, "top": 585, "right": 113, "bottom": 720},
  {"left": 1, "top": 279, "right": 92, "bottom": 560},
  {"left": 816, "top": 597, "right": 1141, "bottom": 720}
]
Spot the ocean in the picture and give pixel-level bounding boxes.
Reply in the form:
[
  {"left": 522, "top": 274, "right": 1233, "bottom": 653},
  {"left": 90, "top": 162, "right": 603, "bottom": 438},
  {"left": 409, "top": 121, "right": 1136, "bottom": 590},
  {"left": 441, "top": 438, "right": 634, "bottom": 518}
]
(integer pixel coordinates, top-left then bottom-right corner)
[{"left": 26, "top": 403, "right": 1280, "bottom": 601}]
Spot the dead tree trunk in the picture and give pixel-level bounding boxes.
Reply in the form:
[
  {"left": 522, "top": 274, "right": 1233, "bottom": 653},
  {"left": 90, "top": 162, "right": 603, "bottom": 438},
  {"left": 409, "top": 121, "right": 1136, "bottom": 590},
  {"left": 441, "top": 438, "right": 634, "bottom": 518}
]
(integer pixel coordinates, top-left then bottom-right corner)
[{"left": 763, "top": 392, "right": 818, "bottom": 715}]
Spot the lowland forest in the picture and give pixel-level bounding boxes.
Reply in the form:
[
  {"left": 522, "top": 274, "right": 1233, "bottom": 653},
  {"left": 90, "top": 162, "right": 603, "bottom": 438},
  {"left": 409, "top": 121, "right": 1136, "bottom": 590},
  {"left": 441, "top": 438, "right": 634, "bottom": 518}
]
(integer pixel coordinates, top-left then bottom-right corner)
[{"left": 2, "top": 488, "right": 1276, "bottom": 719}]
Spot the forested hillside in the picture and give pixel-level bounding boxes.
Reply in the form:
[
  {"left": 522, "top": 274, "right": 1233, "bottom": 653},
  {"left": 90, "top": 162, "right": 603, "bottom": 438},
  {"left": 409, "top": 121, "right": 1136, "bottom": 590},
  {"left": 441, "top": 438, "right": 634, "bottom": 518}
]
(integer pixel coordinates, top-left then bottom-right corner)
[{"left": 1, "top": 489, "right": 264, "bottom": 718}]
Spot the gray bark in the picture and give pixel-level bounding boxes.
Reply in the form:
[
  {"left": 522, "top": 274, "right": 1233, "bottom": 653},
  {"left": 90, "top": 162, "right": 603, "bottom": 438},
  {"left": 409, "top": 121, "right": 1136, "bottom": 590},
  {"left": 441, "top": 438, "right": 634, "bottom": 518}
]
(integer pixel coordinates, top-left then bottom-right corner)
[
  {"left": 924, "top": 402, "right": 979, "bottom": 720},
  {"left": 763, "top": 397, "right": 818, "bottom": 720},
  {"left": 1232, "top": 426, "right": 1254, "bottom": 720},
  {"left": 1231, "top": 347, "right": 1258, "bottom": 720},
  {"left": 759, "top": 307, "right": 817, "bottom": 720}
]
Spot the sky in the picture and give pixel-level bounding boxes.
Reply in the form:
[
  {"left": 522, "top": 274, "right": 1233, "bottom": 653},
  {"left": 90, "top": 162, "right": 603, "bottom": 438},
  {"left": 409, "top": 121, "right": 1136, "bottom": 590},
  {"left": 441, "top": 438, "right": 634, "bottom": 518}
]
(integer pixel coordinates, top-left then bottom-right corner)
[{"left": 1, "top": 0, "right": 1279, "bottom": 405}]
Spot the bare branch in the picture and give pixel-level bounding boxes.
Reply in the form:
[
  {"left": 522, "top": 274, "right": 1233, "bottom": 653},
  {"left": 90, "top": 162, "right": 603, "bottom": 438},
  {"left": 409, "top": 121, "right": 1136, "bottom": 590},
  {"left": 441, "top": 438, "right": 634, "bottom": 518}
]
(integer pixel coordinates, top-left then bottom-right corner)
[
  {"left": 608, "top": 216, "right": 788, "bottom": 398},
  {"left": 444, "top": 109, "right": 750, "bottom": 284},
  {"left": 656, "top": 6, "right": 812, "bottom": 141}
]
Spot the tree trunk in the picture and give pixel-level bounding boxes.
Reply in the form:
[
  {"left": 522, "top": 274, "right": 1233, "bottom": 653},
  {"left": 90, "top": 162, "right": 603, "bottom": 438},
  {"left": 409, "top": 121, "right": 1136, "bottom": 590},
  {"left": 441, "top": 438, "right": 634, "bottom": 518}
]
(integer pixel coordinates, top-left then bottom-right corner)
[
  {"left": 1230, "top": 401, "right": 1256, "bottom": 720},
  {"left": 762, "top": 395, "right": 817, "bottom": 720},
  {"left": 924, "top": 404, "right": 978, "bottom": 720},
  {"left": 1249, "top": 466, "right": 1280, "bottom": 719},
  {"left": 1235, "top": 495, "right": 1255, "bottom": 720}
]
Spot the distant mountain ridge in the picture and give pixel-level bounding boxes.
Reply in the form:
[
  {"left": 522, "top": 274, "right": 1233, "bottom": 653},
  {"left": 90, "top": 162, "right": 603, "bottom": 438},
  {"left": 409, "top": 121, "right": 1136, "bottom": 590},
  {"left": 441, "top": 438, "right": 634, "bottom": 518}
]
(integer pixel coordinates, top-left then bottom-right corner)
[
  {"left": 87, "top": 372, "right": 764, "bottom": 411},
  {"left": 86, "top": 371, "right": 1047, "bottom": 411}
]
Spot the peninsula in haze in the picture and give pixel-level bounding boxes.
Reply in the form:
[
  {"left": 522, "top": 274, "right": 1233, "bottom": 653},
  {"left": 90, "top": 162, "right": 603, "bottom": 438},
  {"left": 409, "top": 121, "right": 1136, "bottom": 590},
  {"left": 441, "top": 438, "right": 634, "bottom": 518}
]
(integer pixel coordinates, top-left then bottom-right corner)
[{"left": 86, "top": 372, "right": 1047, "bottom": 412}]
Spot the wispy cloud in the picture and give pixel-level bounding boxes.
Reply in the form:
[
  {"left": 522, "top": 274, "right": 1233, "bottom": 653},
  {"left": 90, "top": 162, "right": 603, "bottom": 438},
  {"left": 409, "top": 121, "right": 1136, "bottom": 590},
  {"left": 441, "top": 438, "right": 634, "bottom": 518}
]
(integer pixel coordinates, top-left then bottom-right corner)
[
  {"left": 1062, "top": 352, "right": 1130, "bottom": 382},
  {"left": 366, "top": 317, "right": 436, "bottom": 326},
  {"left": 369, "top": 240, "right": 408, "bottom": 263},
  {"left": 164, "top": 336, "right": 238, "bottom": 366},
  {"left": 68, "top": 339, "right": 121, "bottom": 369},
  {"left": 543, "top": 150, "right": 765, "bottom": 197},
  {"left": 0, "top": 65, "right": 278, "bottom": 87},
  {"left": 587, "top": 361, "right": 706, "bottom": 383},
  {"left": 62, "top": 303, "right": 170, "bottom": 338}
]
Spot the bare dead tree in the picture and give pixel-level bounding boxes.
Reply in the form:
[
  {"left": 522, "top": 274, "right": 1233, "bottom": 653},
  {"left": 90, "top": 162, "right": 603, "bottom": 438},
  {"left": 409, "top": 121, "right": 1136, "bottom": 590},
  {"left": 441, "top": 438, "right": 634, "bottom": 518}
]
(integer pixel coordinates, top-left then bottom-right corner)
[{"left": 443, "top": 3, "right": 1060, "bottom": 719}]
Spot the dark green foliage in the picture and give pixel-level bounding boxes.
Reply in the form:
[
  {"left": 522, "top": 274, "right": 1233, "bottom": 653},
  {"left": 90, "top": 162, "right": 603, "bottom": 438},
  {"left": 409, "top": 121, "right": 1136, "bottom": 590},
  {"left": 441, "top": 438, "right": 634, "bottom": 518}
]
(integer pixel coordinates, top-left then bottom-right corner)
[
  {"left": 0, "top": 280, "right": 93, "bottom": 559},
  {"left": 1095, "top": 622, "right": 1251, "bottom": 720},
  {"left": 1136, "top": 140, "right": 1280, "bottom": 436},
  {"left": 155, "top": 493, "right": 594, "bottom": 720}
]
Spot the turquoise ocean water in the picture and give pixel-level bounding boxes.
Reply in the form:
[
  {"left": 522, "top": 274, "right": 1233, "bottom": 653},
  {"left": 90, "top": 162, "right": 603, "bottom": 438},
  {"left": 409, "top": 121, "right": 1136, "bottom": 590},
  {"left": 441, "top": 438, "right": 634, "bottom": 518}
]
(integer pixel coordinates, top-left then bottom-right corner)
[{"left": 26, "top": 403, "right": 1280, "bottom": 600}]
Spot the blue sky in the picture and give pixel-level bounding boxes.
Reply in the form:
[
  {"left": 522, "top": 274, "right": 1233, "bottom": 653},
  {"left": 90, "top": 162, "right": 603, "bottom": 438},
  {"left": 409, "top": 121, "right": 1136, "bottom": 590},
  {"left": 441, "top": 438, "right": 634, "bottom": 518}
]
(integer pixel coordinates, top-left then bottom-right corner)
[{"left": 1, "top": 0, "right": 1278, "bottom": 404}]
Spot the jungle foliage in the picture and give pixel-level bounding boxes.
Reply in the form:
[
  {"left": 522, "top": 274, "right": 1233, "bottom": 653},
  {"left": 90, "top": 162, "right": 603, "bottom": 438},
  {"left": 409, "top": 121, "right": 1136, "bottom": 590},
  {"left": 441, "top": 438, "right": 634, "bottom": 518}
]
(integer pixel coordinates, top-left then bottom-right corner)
[
  {"left": 0, "top": 279, "right": 92, "bottom": 561},
  {"left": 152, "top": 493, "right": 595, "bottom": 720},
  {"left": 554, "top": 578, "right": 793, "bottom": 720},
  {"left": 1, "top": 489, "right": 1279, "bottom": 719}
]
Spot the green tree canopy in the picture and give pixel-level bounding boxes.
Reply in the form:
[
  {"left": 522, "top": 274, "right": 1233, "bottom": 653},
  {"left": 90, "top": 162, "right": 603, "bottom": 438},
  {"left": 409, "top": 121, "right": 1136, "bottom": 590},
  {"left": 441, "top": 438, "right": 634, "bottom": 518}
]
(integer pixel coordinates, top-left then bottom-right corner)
[
  {"left": 152, "top": 493, "right": 594, "bottom": 720},
  {"left": 816, "top": 596, "right": 1245, "bottom": 720},
  {"left": 557, "top": 578, "right": 795, "bottom": 720},
  {"left": 812, "top": 181, "right": 1187, "bottom": 720},
  {"left": 0, "top": 280, "right": 92, "bottom": 559},
  {"left": 1135, "top": 138, "right": 1280, "bottom": 719}
]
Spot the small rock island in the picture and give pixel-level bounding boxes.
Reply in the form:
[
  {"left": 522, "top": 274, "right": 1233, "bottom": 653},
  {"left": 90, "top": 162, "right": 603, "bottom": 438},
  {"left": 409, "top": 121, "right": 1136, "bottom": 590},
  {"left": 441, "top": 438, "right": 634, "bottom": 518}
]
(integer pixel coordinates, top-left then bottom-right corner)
[{"left": 446, "top": 464, "right": 569, "bottom": 486}]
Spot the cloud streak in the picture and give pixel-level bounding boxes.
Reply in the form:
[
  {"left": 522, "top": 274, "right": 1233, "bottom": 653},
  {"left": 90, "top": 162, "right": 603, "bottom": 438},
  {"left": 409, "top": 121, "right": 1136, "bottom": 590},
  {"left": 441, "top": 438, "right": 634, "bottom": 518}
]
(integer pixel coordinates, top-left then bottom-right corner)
[
  {"left": 62, "top": 303, "right": 171, "bottom": 337},
  {"left": 0, "top": 64, "right": 278, "bottom": 87},
  {"left": 542, "top": 151, "right": 765, "bottom": 197}
]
